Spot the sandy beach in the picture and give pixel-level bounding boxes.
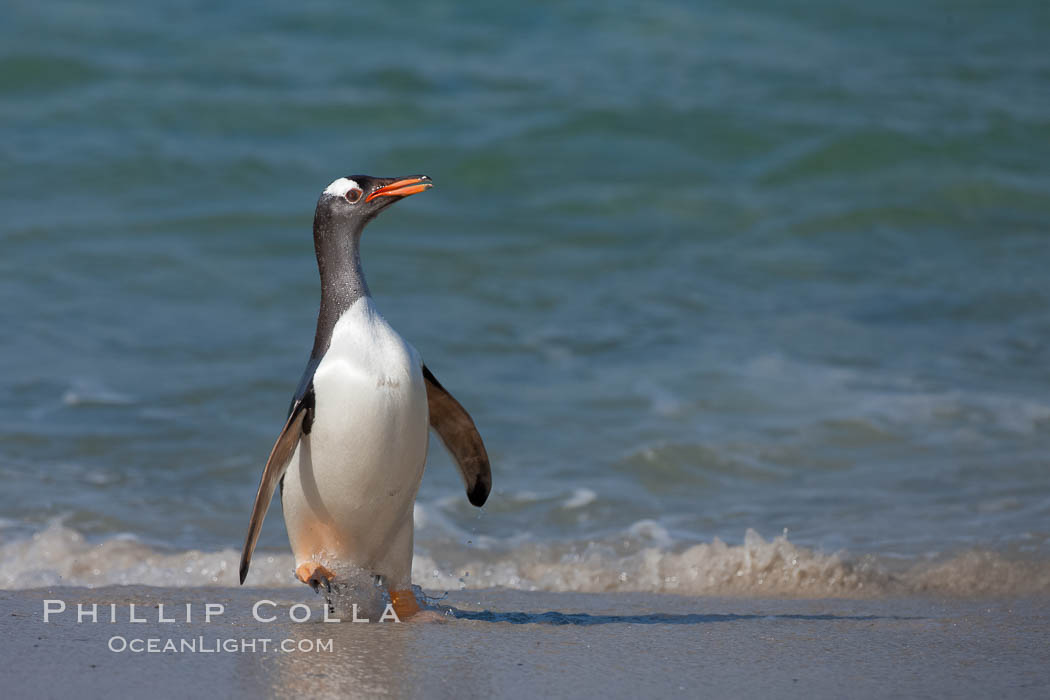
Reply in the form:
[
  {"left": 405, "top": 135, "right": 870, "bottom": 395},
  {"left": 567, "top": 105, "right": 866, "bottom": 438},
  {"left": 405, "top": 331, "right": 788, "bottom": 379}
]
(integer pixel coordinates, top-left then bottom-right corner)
[{"left": 3, "top": 586, "right": 1047, "bottom": 698}]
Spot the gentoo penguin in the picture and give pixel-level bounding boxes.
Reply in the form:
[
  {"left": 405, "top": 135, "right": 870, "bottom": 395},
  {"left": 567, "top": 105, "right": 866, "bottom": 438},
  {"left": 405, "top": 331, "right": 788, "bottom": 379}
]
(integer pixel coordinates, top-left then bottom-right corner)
[{"left": 238, "top": 175, "right": 491, "bottom": 618}]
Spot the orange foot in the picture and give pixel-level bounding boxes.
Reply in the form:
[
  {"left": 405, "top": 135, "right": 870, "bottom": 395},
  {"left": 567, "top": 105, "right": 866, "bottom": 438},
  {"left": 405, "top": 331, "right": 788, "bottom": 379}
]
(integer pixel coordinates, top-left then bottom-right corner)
[
  {"left": 296, "top": 562, "right": 336, "bottom": 592},
  {"left": 388, "top": 588, "right": 421, "bottom": 620}
]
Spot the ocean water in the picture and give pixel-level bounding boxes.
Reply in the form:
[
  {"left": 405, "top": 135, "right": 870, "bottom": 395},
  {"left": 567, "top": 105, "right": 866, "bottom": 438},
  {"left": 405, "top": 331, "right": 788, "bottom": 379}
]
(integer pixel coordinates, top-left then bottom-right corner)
[{"left": 2, "top": 1, "right": 1049, "bottom": 596}]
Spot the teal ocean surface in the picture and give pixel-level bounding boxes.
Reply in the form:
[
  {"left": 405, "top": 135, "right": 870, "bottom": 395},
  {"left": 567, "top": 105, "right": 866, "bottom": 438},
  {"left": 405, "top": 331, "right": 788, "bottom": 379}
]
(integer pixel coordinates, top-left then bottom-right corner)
[{"left": 2, "top": 1, "right": 1048, "bottom": 595}]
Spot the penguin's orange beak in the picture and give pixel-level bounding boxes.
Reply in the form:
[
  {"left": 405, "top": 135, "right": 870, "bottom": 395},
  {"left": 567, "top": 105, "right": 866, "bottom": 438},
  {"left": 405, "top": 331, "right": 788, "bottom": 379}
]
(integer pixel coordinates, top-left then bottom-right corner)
[{"left": 366, "top": 176, "right": 433, "bottom": 202}]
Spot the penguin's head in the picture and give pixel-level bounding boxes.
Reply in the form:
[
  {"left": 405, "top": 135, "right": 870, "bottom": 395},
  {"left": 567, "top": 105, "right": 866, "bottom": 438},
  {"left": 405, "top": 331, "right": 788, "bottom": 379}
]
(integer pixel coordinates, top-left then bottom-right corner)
[{"left": 316, "top": 175, "right": 432, "bottom": 228}]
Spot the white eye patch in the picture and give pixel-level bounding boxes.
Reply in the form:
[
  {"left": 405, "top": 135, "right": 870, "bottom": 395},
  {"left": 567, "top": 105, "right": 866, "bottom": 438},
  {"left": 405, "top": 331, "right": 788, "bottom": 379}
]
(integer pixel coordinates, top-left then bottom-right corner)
[{"left": 323, "top": 178, "right": 361, "bottom": 197}]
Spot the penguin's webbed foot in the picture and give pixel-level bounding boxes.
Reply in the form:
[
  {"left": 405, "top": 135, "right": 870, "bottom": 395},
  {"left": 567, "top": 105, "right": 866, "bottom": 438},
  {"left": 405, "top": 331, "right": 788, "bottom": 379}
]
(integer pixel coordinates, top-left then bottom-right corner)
[
  {"left": 388, "top": 588, "right": 422, "bottom": 620},
  {"left": 296, "top": 562, "right": 336, "bottom": 593},
  {"left": 309, "top": 573, "right": 331, "bottom": 595}
]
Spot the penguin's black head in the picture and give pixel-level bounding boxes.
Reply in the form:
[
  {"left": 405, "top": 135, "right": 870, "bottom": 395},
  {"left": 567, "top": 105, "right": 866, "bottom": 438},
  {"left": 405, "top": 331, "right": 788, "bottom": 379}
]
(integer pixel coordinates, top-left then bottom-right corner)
[{"left": 315, "top": 174, "right": 432, "bottom": 228}]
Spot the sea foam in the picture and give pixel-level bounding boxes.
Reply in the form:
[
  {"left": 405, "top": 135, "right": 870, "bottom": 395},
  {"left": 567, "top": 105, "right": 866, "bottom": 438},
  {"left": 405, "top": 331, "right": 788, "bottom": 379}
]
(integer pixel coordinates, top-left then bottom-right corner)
[{"left": 2, "top": 523, "right": 1047, "bottom": 598}]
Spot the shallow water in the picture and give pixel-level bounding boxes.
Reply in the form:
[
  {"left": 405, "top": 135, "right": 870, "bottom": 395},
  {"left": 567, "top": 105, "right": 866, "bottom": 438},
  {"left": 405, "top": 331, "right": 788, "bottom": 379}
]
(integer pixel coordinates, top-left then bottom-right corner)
[{"left": 2, "top": 1, "right": 1049, "bottom": 593}]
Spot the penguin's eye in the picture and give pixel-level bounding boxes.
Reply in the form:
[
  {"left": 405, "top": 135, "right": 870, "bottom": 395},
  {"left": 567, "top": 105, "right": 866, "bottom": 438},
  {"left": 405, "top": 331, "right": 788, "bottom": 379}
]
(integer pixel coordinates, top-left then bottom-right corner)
[{"left": 345, "top": 188, "right": 363, "bottom": 203}]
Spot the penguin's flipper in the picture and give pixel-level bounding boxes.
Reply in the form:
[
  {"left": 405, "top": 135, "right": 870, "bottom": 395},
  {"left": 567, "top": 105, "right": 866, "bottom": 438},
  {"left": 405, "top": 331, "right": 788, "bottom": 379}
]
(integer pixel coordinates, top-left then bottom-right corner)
[
  {"left": 422, "top": 364, "right": 491, "bottom": 507},
  {"left": 239, "top": 392, "right": 313, "bottom": 584}
]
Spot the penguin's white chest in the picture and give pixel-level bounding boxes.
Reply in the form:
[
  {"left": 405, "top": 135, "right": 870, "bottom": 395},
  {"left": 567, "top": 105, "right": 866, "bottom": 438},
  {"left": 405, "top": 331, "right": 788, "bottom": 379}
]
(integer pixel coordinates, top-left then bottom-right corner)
[{"left": 280, "top": 297, "right": 428, "bottom": 578}]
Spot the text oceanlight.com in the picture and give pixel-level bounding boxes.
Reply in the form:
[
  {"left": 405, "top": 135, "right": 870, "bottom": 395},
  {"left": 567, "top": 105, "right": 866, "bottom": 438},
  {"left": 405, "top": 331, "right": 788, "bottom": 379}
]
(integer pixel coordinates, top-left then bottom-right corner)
[{"left": 107, "top": 636, "right": 333, "bottom": 654}]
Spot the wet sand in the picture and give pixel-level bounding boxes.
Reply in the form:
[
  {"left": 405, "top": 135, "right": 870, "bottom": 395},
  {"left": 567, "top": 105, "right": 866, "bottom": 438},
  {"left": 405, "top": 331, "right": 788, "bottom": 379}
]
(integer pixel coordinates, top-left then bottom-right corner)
[{"left": 2, "top": 586, "right": 1047, "bottom": 698}]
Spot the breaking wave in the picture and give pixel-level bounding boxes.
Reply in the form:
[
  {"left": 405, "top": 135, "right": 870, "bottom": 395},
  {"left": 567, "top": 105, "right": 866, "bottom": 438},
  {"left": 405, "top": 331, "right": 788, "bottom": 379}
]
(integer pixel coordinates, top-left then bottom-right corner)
[{"left": 2, "top": 523, "right": 1048, "bottom": 598}]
